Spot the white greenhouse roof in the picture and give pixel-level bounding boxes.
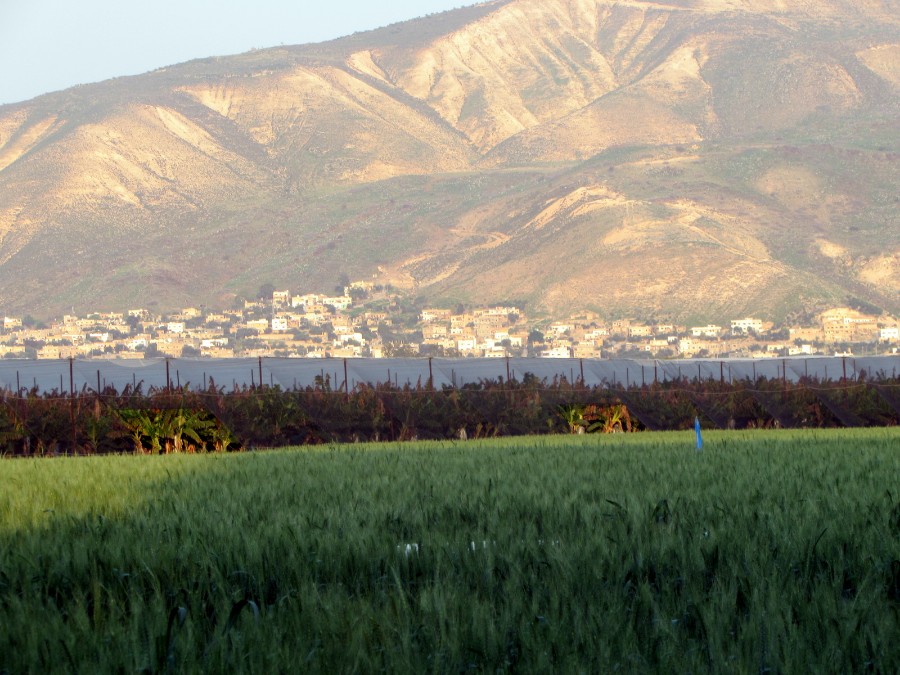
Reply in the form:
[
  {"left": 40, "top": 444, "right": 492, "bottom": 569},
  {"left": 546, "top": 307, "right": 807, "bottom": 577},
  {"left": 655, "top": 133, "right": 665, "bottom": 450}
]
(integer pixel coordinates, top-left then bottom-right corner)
[{"left": 0, "top": 355, "right": 895, "bottom": 394}]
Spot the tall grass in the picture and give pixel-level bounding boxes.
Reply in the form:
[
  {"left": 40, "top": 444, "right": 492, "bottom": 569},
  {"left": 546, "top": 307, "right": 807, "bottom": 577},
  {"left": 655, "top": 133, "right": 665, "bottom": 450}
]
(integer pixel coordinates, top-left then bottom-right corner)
[{"left": 1, "top": 429, "right": 897, "bottom": 672}]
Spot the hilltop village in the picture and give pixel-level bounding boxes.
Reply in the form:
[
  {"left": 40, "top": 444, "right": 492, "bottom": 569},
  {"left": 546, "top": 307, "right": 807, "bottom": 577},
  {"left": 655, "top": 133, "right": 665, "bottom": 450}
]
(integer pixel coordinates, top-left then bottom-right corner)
[{"left": 1, "top": 283, "right": 898, "bottom": 361}]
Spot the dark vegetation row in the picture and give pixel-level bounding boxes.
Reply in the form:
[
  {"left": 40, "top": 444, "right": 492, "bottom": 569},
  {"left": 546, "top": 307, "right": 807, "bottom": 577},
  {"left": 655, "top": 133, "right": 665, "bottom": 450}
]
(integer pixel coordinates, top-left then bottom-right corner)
[{"left": 1, "top": 370, "right": 897, "bottom": 456}]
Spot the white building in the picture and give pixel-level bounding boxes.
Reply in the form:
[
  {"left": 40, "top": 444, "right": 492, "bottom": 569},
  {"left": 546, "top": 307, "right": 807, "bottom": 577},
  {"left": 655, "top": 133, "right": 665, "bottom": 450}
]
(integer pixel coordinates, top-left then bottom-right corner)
[
  {"left": 691, "top": 325, "right": 723, "bottom": 338},
  {"left": 456, "top": 338, "right": 477, "bottom": 353},
  {"left": 678, "top": 338, "right": 699, "bottom": 356},
  {"left": 541, "top": 346, "right": 572, "bottom": 358},
  {"left": 322, "top": 296, "right": 352, "bottom": 311},
  {"left": 292, "top": 294, "right": 320, "bottom": 309},
  {"left": 420, "top": 308, "right": 452, "bottom": 322},
  {"left": 337, "top": 332, "right": 364, "bottom": 345},
  {"left": 731, "top": 318, "right": 763, "bottom": 335},
  {"left": 880, "top": 327, "right": 899, "bottom": 342}
]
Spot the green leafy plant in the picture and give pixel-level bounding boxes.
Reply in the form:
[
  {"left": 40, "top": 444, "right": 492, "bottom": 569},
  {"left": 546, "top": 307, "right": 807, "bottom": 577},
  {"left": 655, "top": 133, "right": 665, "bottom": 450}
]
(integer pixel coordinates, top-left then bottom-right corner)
[{"left": 556, "top": 403, "right": 587, "bottom": 434}]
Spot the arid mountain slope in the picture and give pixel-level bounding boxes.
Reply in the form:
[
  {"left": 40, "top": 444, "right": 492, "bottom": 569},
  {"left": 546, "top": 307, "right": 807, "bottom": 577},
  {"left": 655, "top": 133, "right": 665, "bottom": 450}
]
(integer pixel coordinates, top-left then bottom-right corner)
[{"left": 0, "top": 0, "right": 897, "bottom": 321}]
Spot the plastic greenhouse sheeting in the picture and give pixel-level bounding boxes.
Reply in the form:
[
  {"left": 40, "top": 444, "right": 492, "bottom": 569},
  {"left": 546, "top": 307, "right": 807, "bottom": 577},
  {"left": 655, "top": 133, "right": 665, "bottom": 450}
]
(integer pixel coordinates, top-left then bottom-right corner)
[{"left": 0, "top": 355, "right": 896, "bottom": 394}]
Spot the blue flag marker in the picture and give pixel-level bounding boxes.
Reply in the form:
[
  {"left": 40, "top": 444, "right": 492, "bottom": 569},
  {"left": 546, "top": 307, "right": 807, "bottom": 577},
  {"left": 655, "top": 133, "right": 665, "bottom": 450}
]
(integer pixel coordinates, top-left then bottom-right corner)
[{"left": 694, "top": 416, "right": 703, "bottom": 451}]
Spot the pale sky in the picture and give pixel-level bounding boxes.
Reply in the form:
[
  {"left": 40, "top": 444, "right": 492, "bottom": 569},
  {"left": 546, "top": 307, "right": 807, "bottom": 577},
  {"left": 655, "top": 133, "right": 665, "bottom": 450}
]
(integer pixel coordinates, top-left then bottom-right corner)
[{"left": 0, "top": 0, "right": 481, "bottom": 105}]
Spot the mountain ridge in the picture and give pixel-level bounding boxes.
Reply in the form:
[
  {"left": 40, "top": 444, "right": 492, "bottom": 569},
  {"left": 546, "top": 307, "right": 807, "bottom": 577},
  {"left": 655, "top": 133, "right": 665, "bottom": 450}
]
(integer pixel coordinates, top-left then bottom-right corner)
[{"left": 0, "top": 0, "right": 897, "bottom": 321}]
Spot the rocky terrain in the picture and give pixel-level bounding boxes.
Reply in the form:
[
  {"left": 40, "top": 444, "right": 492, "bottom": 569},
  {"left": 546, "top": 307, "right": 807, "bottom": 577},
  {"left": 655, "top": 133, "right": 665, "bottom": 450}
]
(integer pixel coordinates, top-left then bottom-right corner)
[{"left": 0, "top": 0, "right": 897, "bottom": 322}]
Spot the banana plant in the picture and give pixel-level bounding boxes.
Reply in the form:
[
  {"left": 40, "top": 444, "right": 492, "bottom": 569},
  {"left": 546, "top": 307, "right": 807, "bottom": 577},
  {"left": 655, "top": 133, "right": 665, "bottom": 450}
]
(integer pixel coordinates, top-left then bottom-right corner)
[
  {"left": 556, "top": 403, "right": 586, "bottom": 434},
  {"left": 117, "top": 409, "right": 158, "bottom": 453},
  {"left": 209, "top": 423, "right": 237, "bottom": 452},
  {"left": 0, "top": 404, "right": 28, "bottom": 454},
  {"left": 587, "top": 404, "right": 633, "bottom": 433},
  {"left": 168, "top": 408, "right": 216, "bottom": 453}
]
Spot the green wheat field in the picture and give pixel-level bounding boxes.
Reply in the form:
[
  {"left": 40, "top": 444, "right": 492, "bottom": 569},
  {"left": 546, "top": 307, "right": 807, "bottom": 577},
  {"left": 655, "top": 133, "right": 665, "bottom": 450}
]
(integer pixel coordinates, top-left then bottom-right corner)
[{"left": 1, "top": 429, "right": 898, "bottom": 673}]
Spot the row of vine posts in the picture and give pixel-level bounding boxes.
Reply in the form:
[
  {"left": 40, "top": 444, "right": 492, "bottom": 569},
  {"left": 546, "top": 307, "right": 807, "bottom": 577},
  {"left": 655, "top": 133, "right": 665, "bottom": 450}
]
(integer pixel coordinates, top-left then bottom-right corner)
[{"left": 0, "top": 360, "right": 897, "bottom": 456}]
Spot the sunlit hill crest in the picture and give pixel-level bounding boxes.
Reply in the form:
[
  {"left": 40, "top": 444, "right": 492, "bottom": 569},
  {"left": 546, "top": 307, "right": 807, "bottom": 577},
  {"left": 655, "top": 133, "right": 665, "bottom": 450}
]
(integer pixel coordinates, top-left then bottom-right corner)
[{"left": 0, "top": 0, "right": 897, "bottom": 320}]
